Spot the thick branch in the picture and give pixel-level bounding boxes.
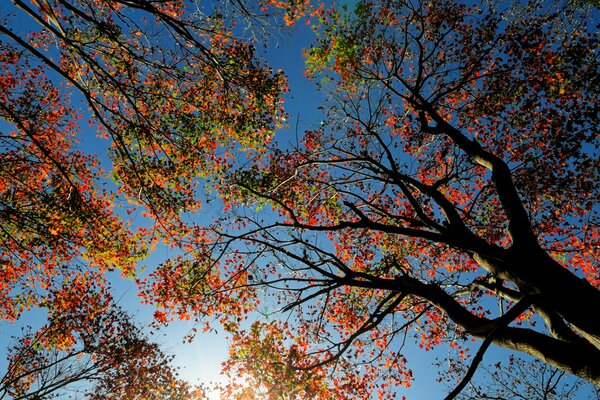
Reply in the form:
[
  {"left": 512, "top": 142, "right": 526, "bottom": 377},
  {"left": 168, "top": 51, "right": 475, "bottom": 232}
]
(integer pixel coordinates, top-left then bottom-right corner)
[
  {"left": 417, "top": 102, "right": 536, "bottom": 246},
  {"left": 470, "top": 279, "right": 585, "bottom": 344},
  {"left": 340, "top": 273, "right": 600, "bottom": 384}
]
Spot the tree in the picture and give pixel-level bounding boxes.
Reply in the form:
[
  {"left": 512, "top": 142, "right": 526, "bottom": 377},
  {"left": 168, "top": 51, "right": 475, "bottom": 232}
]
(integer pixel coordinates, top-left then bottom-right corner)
[
  {"left": 1, "top": 283, "right": 206, "bottom": 399},
  {"left": 1, "top": 0, "right": 599, "bottom": 398},
  {"left": 1, "top": 0, "right": 299, "bottom": 397},
  {"left": 144, "top": 0, "right": 600, "bottom": 397}
]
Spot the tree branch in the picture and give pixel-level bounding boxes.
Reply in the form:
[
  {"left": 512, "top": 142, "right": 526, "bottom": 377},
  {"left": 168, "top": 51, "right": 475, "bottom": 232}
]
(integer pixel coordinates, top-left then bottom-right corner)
[{"left": 444, "top": 298, "right": 532, "bottom": 400}]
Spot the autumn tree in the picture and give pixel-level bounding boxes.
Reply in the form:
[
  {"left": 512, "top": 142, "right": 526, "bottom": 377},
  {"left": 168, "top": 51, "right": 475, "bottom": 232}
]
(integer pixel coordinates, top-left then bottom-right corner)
[
  {"left": 0, "top": 0, "right": 304, "bottom": 397},
  {"left": 140, "top": 0, "right": 600, "bottom": 397},
  {"left": 1, "top": 282, "right": 205, "bottom": 399}
]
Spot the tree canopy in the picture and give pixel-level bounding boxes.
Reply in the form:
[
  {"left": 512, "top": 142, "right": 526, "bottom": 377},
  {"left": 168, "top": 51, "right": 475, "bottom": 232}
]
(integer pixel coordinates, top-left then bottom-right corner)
[{"left": 1, "top": 0, "right": 599, "bottom": 399}]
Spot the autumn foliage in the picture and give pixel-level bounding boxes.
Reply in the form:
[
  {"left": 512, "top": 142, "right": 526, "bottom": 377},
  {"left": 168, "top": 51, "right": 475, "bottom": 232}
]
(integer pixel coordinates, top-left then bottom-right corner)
[
  {"left": 1, "top": 0, "right": 292, "bottom": 397},
  {"left": 213, "top": 0, "right": 599, "bottom": 396},
  {"left": 1, "top": 0, "right": 599, "bottom": 399}
]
